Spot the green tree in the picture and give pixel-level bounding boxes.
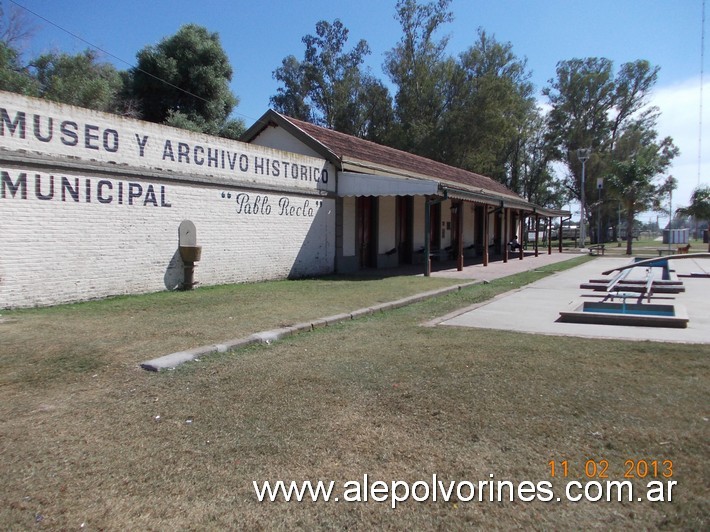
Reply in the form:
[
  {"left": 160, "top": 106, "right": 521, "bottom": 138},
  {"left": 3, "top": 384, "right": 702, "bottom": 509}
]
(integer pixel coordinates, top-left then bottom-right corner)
[
  {"left": 270, "top": 54, "right": 311, "bottom": 121},
  {"left": 130, "top": 24, "right": 243, "bottom": 138},
  {"left": 271, "top": 19, "right": 391, "bottom": 141},
  {"left": 301, "top": 19, "right": 370, "bottom": 131},
  {"left": 384, "top": 0, "right": 454, "bottom": 155},
  {"left": 384, "top": 3, "right": 561, "bottom": 208},
  {"left": 441, "top": 30, "right": 536, "bottom": 184},
  {"left": 0, "top": 3, "right": 37, "bottom": 95},
  {"left": 516, "top": 112, "right": 568, "bottom": 207},
  {"left": 544, "top": 58, "right": 670, "bottom": 241},
  {"left": 31, "top": 50, "right": 123, "bottom": 112},
  {"left": 605, "top": 146, "right": 675, "bottom": 255},
  {"left": 351, "top": 75, "right": 394, "bottom": 144},
  {"left": 676, "top": 185, "right": 710, "bottom": 250},
  {"left": 0, "top": 40, "right": 36, "bottom": 94}
]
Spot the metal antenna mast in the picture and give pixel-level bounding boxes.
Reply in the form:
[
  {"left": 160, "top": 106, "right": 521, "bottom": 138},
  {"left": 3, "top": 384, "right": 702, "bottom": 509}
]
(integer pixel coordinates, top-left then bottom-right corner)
[{"left": 700, "top": 0, "right": 706, "bottom": 186}]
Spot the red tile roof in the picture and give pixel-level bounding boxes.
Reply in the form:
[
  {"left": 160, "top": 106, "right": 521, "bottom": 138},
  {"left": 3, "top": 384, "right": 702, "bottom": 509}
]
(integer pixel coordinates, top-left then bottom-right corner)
[{"left": 280, "top": 114, "right": 521, "bottom": 199}]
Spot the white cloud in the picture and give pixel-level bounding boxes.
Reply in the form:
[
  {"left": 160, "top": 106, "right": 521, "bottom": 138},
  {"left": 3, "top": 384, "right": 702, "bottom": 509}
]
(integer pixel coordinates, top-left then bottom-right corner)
[
  {"left": 537, "top": 77, "right": 710, "bottom": 223},
  {"left": 651, "top": 77, "right": 710, "bottom": 218}
]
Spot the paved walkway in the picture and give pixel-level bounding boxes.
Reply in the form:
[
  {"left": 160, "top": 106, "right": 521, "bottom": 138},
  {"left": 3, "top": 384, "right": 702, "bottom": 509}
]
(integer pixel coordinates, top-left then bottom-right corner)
[
  {"left": 426, "top": 250, "right": 584, "bottom": 281},
  {"left": 432, "top": 255, "right": 710, "bottom": 344}
]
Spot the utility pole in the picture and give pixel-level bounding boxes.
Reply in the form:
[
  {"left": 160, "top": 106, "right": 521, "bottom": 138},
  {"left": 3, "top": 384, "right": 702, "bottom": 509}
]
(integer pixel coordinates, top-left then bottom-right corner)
[
  {"left": 668, "top": 183, "right": 673, "bottom": 253},
  {"left": 597, "top": 177, "right": 604, "bottom": 244},
  {"left": 577, "top": 148, "right": 591, "bottom": 248}
]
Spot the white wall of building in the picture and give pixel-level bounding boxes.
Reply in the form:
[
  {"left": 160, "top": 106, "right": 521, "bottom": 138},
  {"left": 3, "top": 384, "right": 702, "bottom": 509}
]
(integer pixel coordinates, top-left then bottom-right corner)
[
  {"left": 463, "top": 202, "right": 475, "bottom": 247},
  {"left": 0, "top": 92, "right": 335, "bottom": 308}
]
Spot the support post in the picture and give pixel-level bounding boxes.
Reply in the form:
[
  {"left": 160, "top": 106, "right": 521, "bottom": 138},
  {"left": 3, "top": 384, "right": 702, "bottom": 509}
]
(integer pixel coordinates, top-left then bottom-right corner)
[
  {"left": 457, "top": 201, "right": 464, "bottom": 271},
  {"left": 503, "top": 205, "right": 508, "bottom": 263},
  {"left": 424, "top": 199, "right": 431, "bottom": 277},
  {"left": 519, "top": 210, "right": 524, "bottom": 260},
  {"left": 483, "top": 206, "right": 489, "bottom": 267},
  {"left": 535, "top": 215, "right": 540, "bottom": 257}
]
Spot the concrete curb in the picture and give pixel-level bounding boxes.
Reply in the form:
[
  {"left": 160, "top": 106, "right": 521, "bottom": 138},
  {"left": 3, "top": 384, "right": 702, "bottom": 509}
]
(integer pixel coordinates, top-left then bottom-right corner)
[{"left": 140, "top": 281, "right": 478, "bottom": 372}]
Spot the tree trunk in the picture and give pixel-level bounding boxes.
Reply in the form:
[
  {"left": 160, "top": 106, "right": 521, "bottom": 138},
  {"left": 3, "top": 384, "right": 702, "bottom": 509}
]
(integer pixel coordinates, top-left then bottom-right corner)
[{"left": 626, "top": 211, "right": 634, "bottom": 255}]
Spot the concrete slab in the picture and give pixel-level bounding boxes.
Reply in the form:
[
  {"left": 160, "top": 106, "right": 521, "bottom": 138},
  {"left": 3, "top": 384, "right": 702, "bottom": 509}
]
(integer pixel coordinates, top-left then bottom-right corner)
[{"left": 435, "top": 256, "right": 710, "bottom": 344}]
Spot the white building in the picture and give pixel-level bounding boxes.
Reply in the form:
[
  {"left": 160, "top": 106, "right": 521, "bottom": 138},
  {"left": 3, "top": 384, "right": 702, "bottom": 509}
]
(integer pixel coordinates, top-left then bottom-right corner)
[
  {"left": 0, "top": 93, "right": 566, "bottom": 309},
  {"left": 242, "top": 110, "right": 566, "bottom": 276},
  {"left": 0, "top": 92, "right": 335, "bottom": 308}
]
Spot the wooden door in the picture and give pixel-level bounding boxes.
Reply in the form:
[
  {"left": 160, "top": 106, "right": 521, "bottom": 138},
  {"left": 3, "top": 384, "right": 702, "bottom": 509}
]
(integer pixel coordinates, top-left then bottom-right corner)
[
  {"left": 396, "top": 196, "right": 413, "bottom": 264},
  {"left": 357, "top": 197, "right": 375, "bottom": 268}
]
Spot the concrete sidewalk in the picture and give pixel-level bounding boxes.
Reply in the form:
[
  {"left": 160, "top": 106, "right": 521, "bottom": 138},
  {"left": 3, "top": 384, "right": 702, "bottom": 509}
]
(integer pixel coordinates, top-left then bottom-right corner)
[
  {"left": 433, "top": 256, "right": 710, "bottom": 344},
  {"left": 426, "top": 250, "right": 585, "bottom": 281}
]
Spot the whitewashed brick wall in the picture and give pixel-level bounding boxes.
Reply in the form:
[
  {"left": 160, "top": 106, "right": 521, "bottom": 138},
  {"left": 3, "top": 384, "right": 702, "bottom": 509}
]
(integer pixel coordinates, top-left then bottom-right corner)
[
  {"left": 0, "top": 92, "right": 333, "bottom": 194},
  {"left": 0, "top": 92, "right": 335, "bottom": 309}
]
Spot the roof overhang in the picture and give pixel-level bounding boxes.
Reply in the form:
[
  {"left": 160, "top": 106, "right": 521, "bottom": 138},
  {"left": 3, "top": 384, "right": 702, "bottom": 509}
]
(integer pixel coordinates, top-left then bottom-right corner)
[
  {"left": 442, "top": 186, "right": 534, "bottom": 210},
  {"left": 242, "top": 114, "right": 572, "bottom": 217},
  {"left": 241, "top": 110, "right": 341, "bottom": 163},
  {"left": 337, "top": 171, "right": 439, "bottom": 197},
  {"left": 528, "top": 207, "right": 572, "bottom": 218}
]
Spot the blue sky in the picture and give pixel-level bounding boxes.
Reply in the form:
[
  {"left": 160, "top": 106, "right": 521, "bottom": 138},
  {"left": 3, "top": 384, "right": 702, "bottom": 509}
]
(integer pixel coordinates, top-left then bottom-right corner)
[{"left": 8, "top": 0, "right": 709, "bottom": 215}]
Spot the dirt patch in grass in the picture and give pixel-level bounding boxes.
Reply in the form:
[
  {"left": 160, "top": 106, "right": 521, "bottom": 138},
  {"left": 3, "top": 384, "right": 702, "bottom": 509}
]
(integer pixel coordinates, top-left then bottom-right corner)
[{"left": 1, "top": 261, "right": 707, "bottom": 529}]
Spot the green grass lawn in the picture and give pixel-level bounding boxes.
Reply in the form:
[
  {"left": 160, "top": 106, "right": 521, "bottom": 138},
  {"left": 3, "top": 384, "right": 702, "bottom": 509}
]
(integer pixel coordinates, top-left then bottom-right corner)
[
  {"left": 556, "top": 237, "right": 709, "bottom": 256},
  {"left": 1, "top": 259, "right": 708, "bottom": 529},
  {"left": 0, "top": 274, "right": 464, "bottom": 387}
]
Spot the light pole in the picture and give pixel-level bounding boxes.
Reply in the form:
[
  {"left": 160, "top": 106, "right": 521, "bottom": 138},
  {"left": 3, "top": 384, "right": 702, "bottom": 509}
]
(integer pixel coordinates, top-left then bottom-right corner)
[
  {"left": 668, "top": 180, "right": 673, "bottom": 253},
  {"left": 577, "top": 148, "right": 591, "bottom": 248},
  {"left": 597, "top": 177, "right": 603, "bottom": 244}
]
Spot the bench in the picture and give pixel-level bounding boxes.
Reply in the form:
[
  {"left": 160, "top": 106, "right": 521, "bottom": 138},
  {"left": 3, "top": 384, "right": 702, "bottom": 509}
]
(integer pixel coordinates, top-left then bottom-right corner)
[
  {"left": 509, "top": 240, "right": 528, "bottom": 252},
  {"left": 588, "top": 244, "right": 605, "bottom": 256},
  {"left": 656, "top": 248, "right": 675, "bottom": 256}
]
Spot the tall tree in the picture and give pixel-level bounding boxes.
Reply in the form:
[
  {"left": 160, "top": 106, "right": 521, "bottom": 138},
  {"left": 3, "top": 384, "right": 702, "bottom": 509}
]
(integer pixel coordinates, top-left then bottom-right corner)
[
  {"left": 270, "top": 54, "right": 311, "bottom": 121},
  {"left": 440, "top": 30, "right": 536, "bottom": 184},
  {"left": 384, "top": 0, "right": 454, "bottom": 155},
  {"left": 516, "top": 111, "right": 568, "bottom": 207},
  {"left": 351, "top": 75, "right": 394, "bottom": 144},
  {"left": 130, "top": 24, "right": 243, "bottom": 138},
  {"left": 605, "top": 139, "right": 676, "bottom": 254},
  {"left": 0, "top": 41, "right": 36, "bottom": 94},
  {"left": 301, "top": 19, "right": 370, "bottom": 131},
  {"left": 271, "top": 19, "right": 391, "bottom": 141},
  {"left": 676, "top": 185, "right": 710, "bottom": 250},
  {"left": 0, "top": 1, "right": 36, "bottom": 52},
  {"left": 31, "top": 50, "right": 124, "bottom": 112},
  {"left": 0, "top": 3, "right": 37, "bottom": 95},
  {"left": 544, "top": 58, "right": 669, "bottom": 241}
]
